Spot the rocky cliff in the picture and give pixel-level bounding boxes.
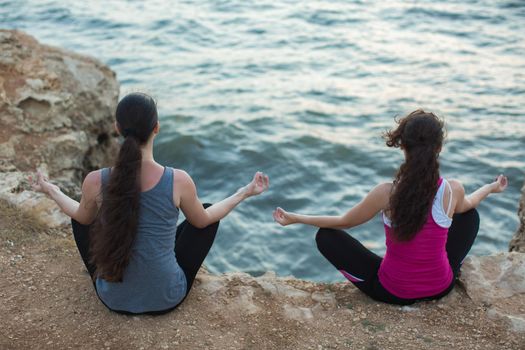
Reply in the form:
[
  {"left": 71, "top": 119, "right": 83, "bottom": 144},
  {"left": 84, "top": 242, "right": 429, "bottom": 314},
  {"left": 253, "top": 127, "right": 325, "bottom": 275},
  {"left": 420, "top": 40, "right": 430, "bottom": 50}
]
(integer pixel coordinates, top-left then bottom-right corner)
[
  {"left": 510, "top": 180, "right": 525, "bottom": 252},
  {"left": 0, "top": 29, "right": 119, "bottom": 226}
]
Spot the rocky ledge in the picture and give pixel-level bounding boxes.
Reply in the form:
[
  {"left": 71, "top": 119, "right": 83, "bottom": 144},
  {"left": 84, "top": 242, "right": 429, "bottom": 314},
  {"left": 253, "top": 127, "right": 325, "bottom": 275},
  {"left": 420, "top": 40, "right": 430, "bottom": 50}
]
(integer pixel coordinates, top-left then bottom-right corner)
[
  {"left": 0, "top": 30, "right": 524, "bottom": 349},
  {"left": 0, "top": 29, "right": 119, "bottom": 226},
  {"left": 0, "top": 201, "right": 524, "bottom": 349},
  {"left": 510, "top": 181, "right": 525, "bottom": 253}
]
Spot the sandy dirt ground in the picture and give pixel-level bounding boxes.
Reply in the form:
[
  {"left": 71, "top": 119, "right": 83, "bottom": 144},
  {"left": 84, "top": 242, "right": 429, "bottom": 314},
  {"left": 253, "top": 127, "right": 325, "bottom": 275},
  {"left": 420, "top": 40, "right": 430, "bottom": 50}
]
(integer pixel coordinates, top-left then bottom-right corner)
[{"left": 1, "top": 200, "right": 523, "bottom": 350}]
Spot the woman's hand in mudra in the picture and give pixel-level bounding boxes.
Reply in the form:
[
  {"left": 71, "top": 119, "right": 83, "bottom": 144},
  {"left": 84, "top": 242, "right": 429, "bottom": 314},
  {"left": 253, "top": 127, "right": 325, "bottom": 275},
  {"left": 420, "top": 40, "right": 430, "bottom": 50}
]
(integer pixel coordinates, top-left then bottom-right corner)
[
  {"left": 272, "top": 207, "right": 295, "bottom": 226},
  {"left": 29, "top": 170, "right": 59, "bottom": 196},
  {"left": 490, "top": 174, "right": 508, "bottom": 194},
  {"left": 241, "top": 171, "right": 270, "bottom": 198}
]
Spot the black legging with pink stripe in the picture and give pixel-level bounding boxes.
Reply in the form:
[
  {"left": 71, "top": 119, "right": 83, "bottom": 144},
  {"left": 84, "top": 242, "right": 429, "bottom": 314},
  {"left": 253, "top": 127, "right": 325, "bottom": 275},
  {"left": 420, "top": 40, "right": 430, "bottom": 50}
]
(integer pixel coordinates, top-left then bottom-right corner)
[{"left": 315, "top": 209, "right": 479, "bottom": 305}]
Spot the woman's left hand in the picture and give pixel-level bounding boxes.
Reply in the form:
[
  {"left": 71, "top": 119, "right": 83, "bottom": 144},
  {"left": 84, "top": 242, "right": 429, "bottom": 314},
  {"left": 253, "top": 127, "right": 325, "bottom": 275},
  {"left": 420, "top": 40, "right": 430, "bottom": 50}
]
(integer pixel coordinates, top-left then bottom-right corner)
[
  {"left": 241, "top": 171, "right": 270, "bottom": 198},
  {"left": 29, "top": 170, "right": 59, "bottom": 196},
  {"left": 490, "top": 174, "right": 508, "bottom": 194}
]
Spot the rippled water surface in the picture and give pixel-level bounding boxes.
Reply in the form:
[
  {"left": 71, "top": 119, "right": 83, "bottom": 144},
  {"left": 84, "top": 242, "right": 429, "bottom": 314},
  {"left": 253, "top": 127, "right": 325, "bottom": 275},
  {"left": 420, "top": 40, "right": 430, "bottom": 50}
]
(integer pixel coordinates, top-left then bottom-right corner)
[{"left": 2, "top": 0, "right": 524, "bottom": 281}]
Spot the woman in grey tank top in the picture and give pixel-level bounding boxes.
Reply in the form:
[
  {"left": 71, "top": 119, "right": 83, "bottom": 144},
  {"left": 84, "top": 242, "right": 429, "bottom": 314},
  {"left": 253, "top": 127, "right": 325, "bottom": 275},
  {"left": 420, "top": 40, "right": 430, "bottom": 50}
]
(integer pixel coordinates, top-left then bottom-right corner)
[{"left": 31, "top": 93, "right": 269, "bottom": 314}]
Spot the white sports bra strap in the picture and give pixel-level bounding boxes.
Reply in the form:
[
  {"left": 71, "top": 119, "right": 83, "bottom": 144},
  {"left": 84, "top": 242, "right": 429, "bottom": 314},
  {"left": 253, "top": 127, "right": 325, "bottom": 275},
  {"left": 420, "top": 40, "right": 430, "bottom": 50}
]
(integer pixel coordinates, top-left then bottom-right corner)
[
  {"left": 431, "top": 178, "right": 453, "bottom": 228},
  {"left": 445, "top": 180, "right": 453, "bottom": 217}
]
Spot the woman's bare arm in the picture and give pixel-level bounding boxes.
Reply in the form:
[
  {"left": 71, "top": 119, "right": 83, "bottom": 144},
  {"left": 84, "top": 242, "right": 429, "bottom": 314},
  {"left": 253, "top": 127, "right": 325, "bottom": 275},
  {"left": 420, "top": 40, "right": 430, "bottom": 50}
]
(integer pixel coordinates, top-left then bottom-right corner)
[
  {"left": 450, "top": 175, "right": 508, "bottom": 214},
  {"left": 175, "top": 170, "right": 269, "bottom": 228},
  {"left": 30, "top": 170, "right": 99, "bottom": 225},
  {"left": 273, "top": 183, "right": 391, "bottom": 229}
]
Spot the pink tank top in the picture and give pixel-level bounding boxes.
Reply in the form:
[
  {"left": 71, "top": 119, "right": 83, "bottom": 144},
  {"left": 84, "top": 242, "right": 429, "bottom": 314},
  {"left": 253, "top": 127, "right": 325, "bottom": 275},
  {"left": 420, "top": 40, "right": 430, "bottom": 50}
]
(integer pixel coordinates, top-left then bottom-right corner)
[{"left": 378, "top": 178, "right": 454, "bottom": 299}]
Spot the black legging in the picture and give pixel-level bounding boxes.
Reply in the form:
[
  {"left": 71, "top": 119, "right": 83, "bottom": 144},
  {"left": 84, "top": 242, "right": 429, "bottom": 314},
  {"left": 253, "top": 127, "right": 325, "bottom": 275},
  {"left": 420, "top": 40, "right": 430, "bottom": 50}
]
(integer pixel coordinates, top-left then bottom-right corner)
[
  {"left": 315, "top": 209, "right": 480, "bottom": 305},
  {"left": 71, "top": 203, "right": 219, "bottom": 314}
]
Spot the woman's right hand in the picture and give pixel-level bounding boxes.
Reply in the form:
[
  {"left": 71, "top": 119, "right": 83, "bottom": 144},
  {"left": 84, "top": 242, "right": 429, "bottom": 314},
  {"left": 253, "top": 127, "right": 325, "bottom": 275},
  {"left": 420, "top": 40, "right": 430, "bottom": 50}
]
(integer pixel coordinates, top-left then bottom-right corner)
[
  {"left": 241, "top": 171, "right": 270, "bottom": 198},
  {"left": 490, "top": 174, "right": 508, "bottom": 193},
  {"left": 273, "top": 207, "right": 295, "bottom": 226},
  {"left": 29, "top": 170, "right": 59, "bottom": 196}
]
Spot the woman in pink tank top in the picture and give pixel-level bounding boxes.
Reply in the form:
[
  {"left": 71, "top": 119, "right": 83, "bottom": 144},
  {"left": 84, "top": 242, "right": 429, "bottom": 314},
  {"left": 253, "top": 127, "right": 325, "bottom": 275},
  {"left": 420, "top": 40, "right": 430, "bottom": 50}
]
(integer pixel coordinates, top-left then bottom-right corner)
[{"left": 273, "top": 110, "right": 508, "bottom": 305}]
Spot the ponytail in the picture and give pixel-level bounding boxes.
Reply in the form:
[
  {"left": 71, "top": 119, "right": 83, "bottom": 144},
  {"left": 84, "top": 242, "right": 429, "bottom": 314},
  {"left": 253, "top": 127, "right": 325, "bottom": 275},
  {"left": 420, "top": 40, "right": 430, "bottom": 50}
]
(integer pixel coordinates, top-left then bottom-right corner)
[
  {"left": 89, "top": 93, "right": 157, "bottom": 282},
  {"left": 384, "top": 110, "right": 444, "bottom": 241}
]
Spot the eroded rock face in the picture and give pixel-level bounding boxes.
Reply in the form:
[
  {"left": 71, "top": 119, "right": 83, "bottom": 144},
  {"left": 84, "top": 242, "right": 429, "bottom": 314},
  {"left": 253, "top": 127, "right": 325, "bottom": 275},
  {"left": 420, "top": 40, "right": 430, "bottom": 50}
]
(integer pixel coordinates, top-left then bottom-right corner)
[
  {"left": 459, "top": 253, "right": 525, "bottom": 333},
  {"left": 509, "top": 181, "right": 525, "bottom": 252},
  {"left": 196, "top": 271, "right": 340, "bottom": 323},
  {"left": 0, "top": 29, "right": 119, "bottom": 226}
]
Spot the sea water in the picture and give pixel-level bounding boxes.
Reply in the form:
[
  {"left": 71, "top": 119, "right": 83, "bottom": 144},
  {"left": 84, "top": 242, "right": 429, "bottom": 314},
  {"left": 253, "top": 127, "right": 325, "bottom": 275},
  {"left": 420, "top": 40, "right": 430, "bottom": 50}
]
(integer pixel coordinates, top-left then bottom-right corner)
[{"left": 2, "top": 0, "right": 524, "bottom": 281}]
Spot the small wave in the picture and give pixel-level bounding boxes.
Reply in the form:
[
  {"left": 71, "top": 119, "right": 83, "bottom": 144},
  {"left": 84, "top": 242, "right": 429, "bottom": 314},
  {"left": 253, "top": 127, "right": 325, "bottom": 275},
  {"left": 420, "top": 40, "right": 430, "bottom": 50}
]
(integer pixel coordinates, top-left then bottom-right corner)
[
  {"left": 150, "top": 19, "right": 172, "bottom": 30},
  {"left": 246, "top": 28, "right": 266, "bottom": 35},
  {"left": 404, "top": 7, "right": 495, "bottom": 22},
  {"left": 290, "top": 10, "right": 364, "bottom": 27}
]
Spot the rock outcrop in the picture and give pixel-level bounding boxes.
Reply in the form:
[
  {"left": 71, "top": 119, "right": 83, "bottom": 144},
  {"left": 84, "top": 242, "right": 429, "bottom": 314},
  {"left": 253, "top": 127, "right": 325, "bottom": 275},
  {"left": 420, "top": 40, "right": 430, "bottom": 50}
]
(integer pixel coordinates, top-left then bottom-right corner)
[
  {"left": 0, "top": 30, "right": 119, "bottom": 226},
  {"left": 459, "top": 253, "right": 525, "bottom": 333},
  {"left": 510, "top": 180, "right": 525, "bottom": 252}
]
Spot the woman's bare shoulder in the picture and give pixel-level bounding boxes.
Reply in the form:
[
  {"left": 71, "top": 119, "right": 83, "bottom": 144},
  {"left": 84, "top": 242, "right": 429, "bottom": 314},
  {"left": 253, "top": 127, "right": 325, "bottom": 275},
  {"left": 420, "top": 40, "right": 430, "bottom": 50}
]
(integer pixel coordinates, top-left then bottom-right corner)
[
  {"left": 81, "top": 169, "right": 102, "bottom": 196},
  {"left": 447, "top": 179, "right": 465, "bottom": 196},
  {"left": 171, "top": 168, "right": 191, "bottom": 181},
  {"left": 171, "top": 168, "right": 196, "bottom": 190},
  {"left": 365, "top": 182, "right": 393, "bottom": 209},
  {"left": 375, "top": 182, "right": 393, "bottom": 195},
  {"left": 84, "top": 169, "right": 102, "bottom": 183}
]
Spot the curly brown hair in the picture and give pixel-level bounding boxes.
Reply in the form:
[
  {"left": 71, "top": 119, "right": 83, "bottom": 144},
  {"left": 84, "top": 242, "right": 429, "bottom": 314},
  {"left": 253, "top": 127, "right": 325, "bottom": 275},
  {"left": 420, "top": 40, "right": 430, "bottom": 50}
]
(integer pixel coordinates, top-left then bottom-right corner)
[
  {"left": 383, "top": 110, "right": 445, "bottom": 241},
  {"left": 89, "top": 93, "right": 158, "bottom": 282}
]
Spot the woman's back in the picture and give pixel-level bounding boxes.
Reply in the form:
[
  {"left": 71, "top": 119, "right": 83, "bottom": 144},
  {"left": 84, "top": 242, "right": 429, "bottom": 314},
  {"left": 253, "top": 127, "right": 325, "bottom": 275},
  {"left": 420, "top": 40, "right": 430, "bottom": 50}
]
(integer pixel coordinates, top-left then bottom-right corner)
[
  {"left": 31, "top": 92, "right": 269, "bottom": 314},
  {"left": 95, "top": 167, "right": 187, "bottom": 313},
  {"left": 379, "top": 178, "right": 454, "bottom": 299}
]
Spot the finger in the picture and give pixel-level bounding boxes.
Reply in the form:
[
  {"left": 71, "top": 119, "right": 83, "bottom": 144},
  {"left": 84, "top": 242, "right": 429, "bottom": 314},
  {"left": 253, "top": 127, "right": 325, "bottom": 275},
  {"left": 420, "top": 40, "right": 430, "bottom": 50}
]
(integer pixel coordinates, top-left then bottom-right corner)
[
  {"left": 264, "top": 175, "right": 270, "bottom": 189},
  {"left": 256, "top": 172, "right": 264, "bottom": 186},
  {"left": 37, "top": 170, "right": 43, "bottom": 182},
  {"left": 273, "top": 210, "right": 282, "bottom": 223},
  {"left": 259, "top": 174, "right": 266, "bottom": 190},
  {"left": 30, "top": 181, "right": 40, "bottom": 191}
]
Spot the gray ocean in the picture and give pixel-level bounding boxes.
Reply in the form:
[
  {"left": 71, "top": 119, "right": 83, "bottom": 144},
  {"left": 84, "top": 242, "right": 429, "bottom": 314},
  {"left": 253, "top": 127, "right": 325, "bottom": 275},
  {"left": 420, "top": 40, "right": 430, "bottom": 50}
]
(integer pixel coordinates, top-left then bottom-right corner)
[{"left": 2, "top": 0, "right": 524, "bottom": 281}]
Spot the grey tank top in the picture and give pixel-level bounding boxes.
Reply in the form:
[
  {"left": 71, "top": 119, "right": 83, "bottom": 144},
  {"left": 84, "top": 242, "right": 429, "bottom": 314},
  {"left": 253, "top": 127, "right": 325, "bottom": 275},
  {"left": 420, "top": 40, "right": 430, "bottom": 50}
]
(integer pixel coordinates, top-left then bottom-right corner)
[{"left": 95, "top": 166, "right": 187, "bottom": 313}]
